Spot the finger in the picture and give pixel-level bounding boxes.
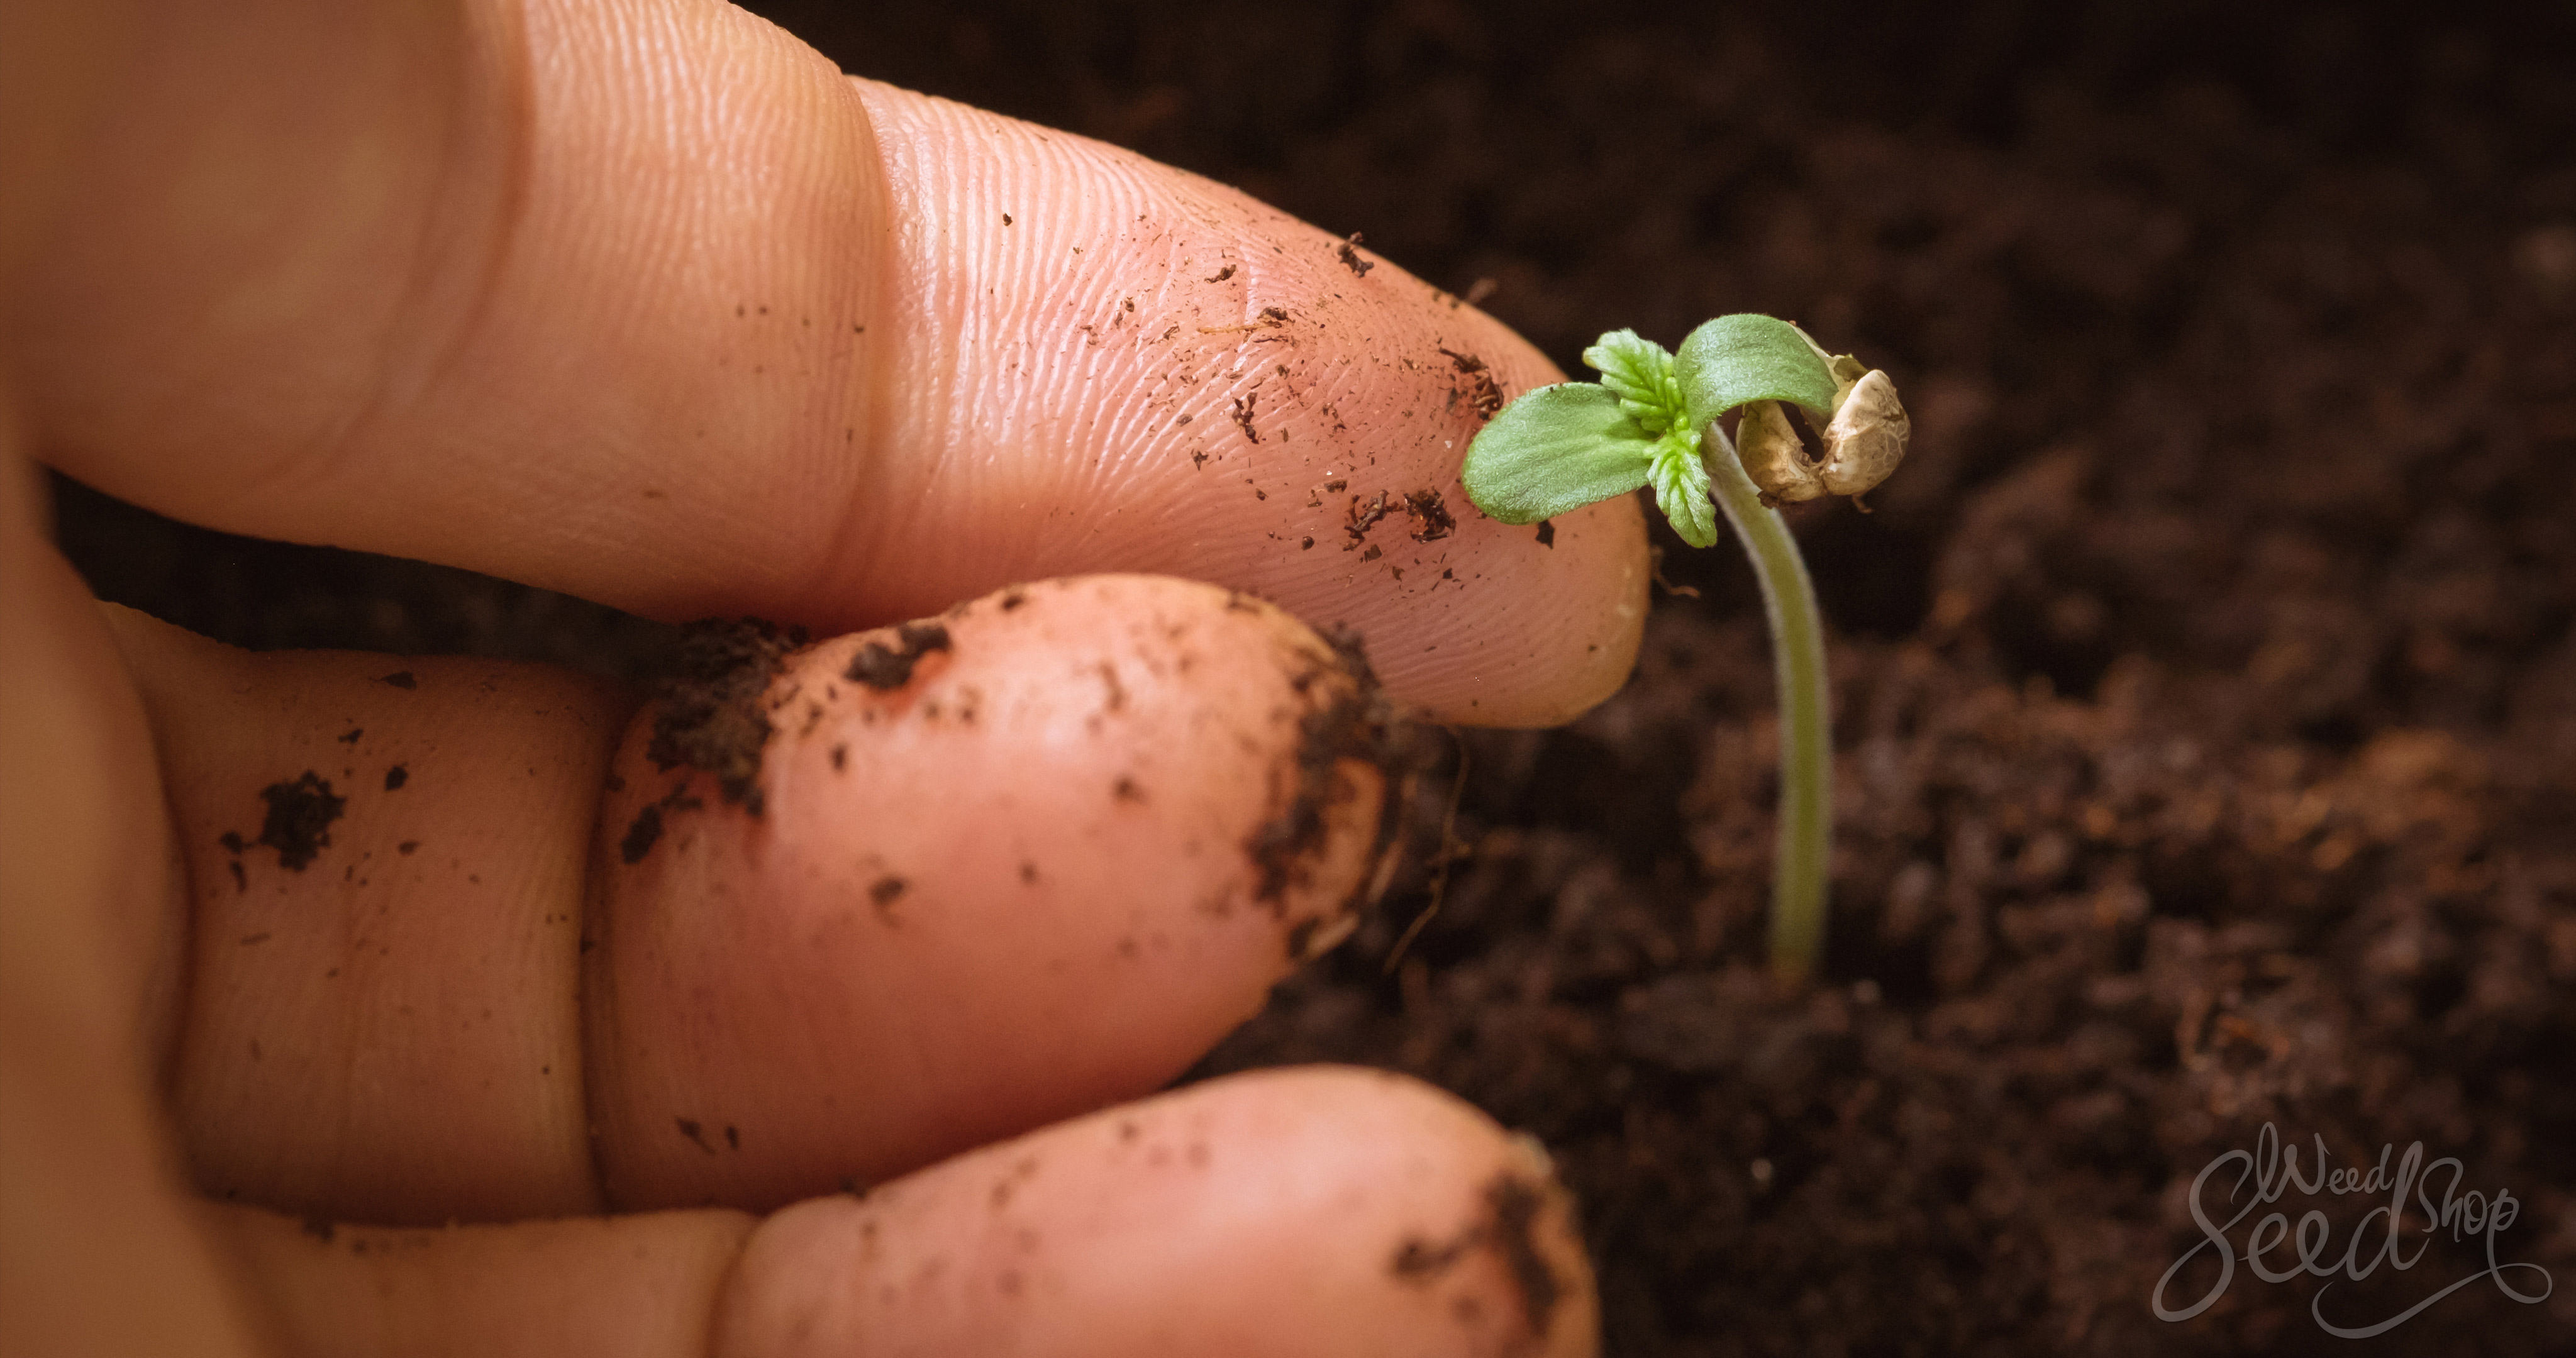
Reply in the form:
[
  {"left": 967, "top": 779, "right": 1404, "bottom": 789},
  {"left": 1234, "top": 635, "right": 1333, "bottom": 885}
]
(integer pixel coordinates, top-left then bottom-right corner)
[
  {"left": 589, "top": 575, "right": 1394, "bottom": 1212},
  {"left": 721, "top": 1067, "right": 1599, "bottom": 1358},
  {"left": 113, "top": 575, "right": 1392, "bottom": 1223},
  {"left": 0, "top": 448, "right": 264, "bottom": 1355},
  {"left": 215, "top": 1206, "right": 756, "bottom": 1358},
  {"left": 217, "top": 1068, "right": 1599, "bottom": 1358},
  {"left": 9, "top": 0, "right": 1643, "bottom": 726}
]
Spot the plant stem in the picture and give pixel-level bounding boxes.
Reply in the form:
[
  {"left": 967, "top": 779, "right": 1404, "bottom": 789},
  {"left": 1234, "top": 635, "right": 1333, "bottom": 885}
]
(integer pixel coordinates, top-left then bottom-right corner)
[{"left": 1700, "top": 424, "right": 1833, "bottom": 982}]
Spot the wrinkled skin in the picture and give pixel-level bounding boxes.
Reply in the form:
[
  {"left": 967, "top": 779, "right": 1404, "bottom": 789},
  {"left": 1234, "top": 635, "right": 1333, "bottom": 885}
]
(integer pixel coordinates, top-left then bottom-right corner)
[{"left": 0, "top": 1, "right": 1639, "bottom": 1355}]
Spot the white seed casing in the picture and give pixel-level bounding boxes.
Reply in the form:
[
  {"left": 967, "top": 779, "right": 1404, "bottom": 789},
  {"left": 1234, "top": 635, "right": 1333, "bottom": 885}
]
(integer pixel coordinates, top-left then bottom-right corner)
[{"left": 1819, "top": 369, "right": 1911, "bottom": 497}]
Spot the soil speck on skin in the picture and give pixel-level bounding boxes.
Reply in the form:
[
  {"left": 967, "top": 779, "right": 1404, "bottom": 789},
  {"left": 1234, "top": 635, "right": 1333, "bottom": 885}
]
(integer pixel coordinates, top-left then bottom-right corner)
[
  {"left": 846, "top": 621, "right": 952, "bottom": 690},
  {"left": 1285, "top": 916, "right": 1321, "bottom": 958},
  {"left": 1343, "top": 490, "right": 1392, "bottom": 548},
  {"left": 1113, "top": 775, "right": 1146, "bottom": 802},
  {"left": 619, "top": 805, "right": 665, "bottom": 864},
  {"left": 870, "top": 875, "right": 907, "bottom": 907},
  {"left": 1438, "top": 348, "right": 1505, "bottom": 421},
  {"left": 1205, "top": 263, "right": 1235, "bottom": 282},
  {"left": 1404, "top": 489, "right": 1457, "bottom": 542},
  {"left": 1533, "top": 520, "right": 1554, "bottom": 548},
  {"left": 1246, "top": 629, "right": 1399, "bottom": 907},
  {"left": 336, "top": 727, "right": 362, "bottom": 744},
  {"left": 646, "top": 618, "right": 807, "bottom": 812},
  {"left": 1336, "top": 232, "right": 1374, "bottom": 277},
  {"left": 1230, "top": 392, "right": 1261, "bottom": 443},
  {"left": 253, "top": 773, "right": 345, "bottom": 871},
  {"left": 397, "top": 841, "right": 418, "bottom": 855},
  {"left": 724, "top": 1124, "right": 740, "bottom": 1150},
  {"left": 676, "top": 1118, "right": 714, "bottom": 1154},
  {"left": 379, "top": 671, "right": 416, "bottom": 690},
  {"left": 830, "top": 744, "right": 847, "bottom": 771},
  {"left": 1386, "top": 1173, "right": 1562, "bottom": 1339},
  {"left": 383, "top": 764, "right": 408, "bottom": 792}
]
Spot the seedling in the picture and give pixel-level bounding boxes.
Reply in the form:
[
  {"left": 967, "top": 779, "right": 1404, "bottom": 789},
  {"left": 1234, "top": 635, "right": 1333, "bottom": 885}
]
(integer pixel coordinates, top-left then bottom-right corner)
[{"left": 1461, "top": 316, "right": 1910, "bottom": 981}]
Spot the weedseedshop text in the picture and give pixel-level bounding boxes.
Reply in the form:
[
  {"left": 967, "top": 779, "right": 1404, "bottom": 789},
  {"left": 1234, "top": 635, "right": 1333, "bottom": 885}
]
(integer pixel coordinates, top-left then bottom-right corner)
[{"left": 2154, "top": 1122, "right": 2553, "bottom": 1337}]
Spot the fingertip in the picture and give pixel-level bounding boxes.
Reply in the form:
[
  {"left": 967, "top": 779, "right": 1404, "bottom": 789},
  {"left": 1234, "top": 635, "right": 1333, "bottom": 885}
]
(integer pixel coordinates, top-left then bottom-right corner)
[
  {"left": 586, "top": 577, "right": 1399, "bottom": 1210},
  {"left": 718, "top": 1066, "right": 1600, "bottom": 1358}
]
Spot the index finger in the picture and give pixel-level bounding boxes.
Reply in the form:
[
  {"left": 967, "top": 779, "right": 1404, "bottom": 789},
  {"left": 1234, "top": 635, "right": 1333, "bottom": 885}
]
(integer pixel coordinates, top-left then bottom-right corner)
[{"left": 7, "top": 0, "right": 1643, "bottom": 724}]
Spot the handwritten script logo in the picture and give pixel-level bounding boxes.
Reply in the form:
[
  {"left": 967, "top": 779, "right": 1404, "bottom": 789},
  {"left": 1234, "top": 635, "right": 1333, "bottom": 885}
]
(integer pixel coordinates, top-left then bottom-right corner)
[{"left": 2154, "top": 1123, "right": 2553, "bottom": 1337}]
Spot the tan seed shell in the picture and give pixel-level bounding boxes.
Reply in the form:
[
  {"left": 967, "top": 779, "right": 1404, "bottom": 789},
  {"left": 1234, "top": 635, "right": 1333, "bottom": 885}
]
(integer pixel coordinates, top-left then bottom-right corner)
[
  {"left": 1819, "top": 370, "right": 1911, "bottom": 497},
  {"left": 1735, "top": 399, "right": 1825, "bottom": 503}
]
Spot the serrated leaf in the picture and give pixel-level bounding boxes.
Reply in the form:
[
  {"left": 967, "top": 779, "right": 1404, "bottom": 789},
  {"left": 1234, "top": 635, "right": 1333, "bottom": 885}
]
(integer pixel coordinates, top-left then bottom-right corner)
[
  {"left": 1460, "top": 382, "right": 1659, "bottom": 524},
  {"left": 1672, "top": 314, "right": 1842, "bottom": 425},
  {"left": 1582, "top": 329, "right": 1682, "bottom": 433},
  {"left": 1648, "top": 433, "right": 1718, "bottom": 548}
]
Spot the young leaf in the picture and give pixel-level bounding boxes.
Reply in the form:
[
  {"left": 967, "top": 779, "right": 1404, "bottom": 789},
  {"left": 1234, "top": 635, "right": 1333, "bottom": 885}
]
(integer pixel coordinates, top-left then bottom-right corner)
[
  {"left": 1582, "top": 329, "right": 1685, "bottom": 434},
  {"left": 1672, "top": 314, "right": 1841, "bottom": 424},
  {"left": 1459, "top": 382, "right": 1658, "bottom": 525},
  {"left": 1647, "top": 432, "right": 1717, "bottom": 548}
]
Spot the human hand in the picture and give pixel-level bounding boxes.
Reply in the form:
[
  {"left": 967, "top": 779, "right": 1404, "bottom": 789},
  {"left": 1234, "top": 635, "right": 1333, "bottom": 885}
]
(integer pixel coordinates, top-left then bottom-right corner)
[{"left": 1, "top": 3, "right": 1644, "bottom": 1354}]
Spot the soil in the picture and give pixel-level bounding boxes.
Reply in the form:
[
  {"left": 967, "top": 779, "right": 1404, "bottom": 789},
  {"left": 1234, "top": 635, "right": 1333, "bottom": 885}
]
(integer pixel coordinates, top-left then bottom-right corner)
[
  {"left": 43, "top": 2, "right": 2576, "bottom": 1354},
  {"left": 643, "top": 616, "right": 808, "bottom": 812}
]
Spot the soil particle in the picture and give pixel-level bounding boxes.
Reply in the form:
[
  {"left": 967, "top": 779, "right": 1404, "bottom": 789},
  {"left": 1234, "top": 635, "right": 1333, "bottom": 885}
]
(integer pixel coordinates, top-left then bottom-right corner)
[
  {"left": 1285, "top": 915, "right": 1321, "bottom": 958},
  {"left": 244, "top": 772, "right": 345, "bottom": 871},
  {"left": 1205, "top": 263, "right": 1236, "bottom": 282},
  {"left": 1533, "top": 520, "right": 1554, "bottom": 548},
  {"left": 1245, "top": 628, "right": 1401, "bottom": 908},
  {"left": 619, "top": 781, "right": 706, "bottom": 866},
  {"left": 1437, "top": 348, "right": 1506, "bottom": 421},
  {"left": 1387, "top": 1172, "right": 1563, "bottom": 1339},
  {"left": 336, "top": 727, "right": 362, "bottom": 744},
  {"left": 845, "top": 621, "right": 952, "bottom": 690},
  {"left": 1229, "top": 392, "right": 1261, "bottom": 443},
  {"left": 378, "top": 671, "right": 416, "bottom": 690},
  {"left": 383, "top": 764, "right": 408, "bottom": 792},
  {"left": 1343, "top": 490, "right": 1393, "bottom": 548},
  {"left": 1404, "top": 489, "right": 1457, "bottom": 543},
  {"left": 869, "top": 875, "right": 907, "bottom": 907},
  {"left": 1336, "top": 232, "right": 1374, "bottom": 277},
  {"left": 675, "top": 1118, "right": 714, "bottom": 1154},
  {"left": 618, "top": 804, "right": 665, "bottom": 864},
  {"left": 396, "top": 841, "right": 418, "bottom": 854},
  {"left": 645, "top": 618, "right": 807, "bottom": 811}
]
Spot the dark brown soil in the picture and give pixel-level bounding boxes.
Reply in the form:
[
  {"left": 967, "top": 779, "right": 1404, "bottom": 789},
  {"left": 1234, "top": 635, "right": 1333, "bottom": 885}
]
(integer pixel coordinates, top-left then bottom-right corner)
[
  {"left": 645, "top": 616, "right": 808, "bottom": 812},
  {"left": 223, "top": 771, "right": 345, "bottom": 872},
  {"left": 44, "top": 3, "right": 2576, "bottom": 1354},
  {"left": 843, "top": 619, "right": 952, "bottom": 690}
]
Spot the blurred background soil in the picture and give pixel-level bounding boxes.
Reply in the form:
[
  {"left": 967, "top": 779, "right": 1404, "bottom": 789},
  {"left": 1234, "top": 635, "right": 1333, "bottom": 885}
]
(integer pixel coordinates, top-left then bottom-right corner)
[{"left": 50, "top": 2, "right": 2576, "bottom": 1353}]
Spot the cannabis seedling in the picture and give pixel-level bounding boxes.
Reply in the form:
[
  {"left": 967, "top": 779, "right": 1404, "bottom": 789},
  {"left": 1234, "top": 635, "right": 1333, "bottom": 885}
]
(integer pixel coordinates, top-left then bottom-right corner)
[{"left": 1460, "top": 316, "right": 1911, "bottom": 981}]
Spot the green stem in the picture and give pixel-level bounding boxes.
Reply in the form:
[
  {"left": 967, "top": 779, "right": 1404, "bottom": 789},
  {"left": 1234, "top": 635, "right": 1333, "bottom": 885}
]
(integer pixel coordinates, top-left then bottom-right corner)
[{"left": 1700, "top": 424, "right": 1832, "bottom": 982}]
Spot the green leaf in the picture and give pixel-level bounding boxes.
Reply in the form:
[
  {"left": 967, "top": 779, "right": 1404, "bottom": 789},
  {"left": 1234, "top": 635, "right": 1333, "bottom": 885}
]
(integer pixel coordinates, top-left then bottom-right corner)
[
  {"left": 1460, "top": 382, "right": 1658, "bottom": 524},
  {"left": 1582, "top": 329, "right": 1684, "bottom": 434},
  {"left": 1672, "top": 314, "right": 1841, "bottom": 425},
  {"left": 1648, "top": 431, "right": 1717, "bottom": 548}
]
